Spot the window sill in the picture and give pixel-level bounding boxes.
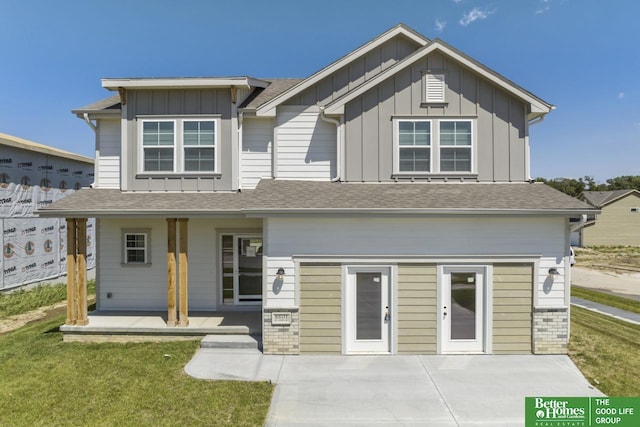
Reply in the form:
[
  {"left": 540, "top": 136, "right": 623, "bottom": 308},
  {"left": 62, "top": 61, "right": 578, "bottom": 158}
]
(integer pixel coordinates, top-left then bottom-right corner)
[
  {"left": 121, "top": 263, "right": 152, "bottom": 267},
  {"left": 392, "top": 173, "right": 478, "bottom": 181},
  {"left": 136, "top": 173, "right": 222, "bottom": 179}
]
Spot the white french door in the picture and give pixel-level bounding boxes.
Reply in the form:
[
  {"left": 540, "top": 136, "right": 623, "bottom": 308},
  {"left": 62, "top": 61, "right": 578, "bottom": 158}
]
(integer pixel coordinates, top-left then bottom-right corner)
[
  {"left": 441, "top": 266, "right": 485, "bottom": 353},
  {"left": 345, "top": 267, "right": 391, "bottom": 354}
]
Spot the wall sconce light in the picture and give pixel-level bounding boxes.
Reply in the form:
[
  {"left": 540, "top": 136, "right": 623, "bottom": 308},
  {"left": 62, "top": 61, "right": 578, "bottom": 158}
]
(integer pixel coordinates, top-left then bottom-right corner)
[
  {"left": 548, "top": 267, "right": 559, "bottom": 276},
  {"left": 276, "top": 267, "right": 285, "bottom": 280}
]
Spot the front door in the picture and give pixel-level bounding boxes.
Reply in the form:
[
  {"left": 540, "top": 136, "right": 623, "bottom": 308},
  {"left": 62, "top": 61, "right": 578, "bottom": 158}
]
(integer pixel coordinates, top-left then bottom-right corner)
[
  {"left": 441, "top": 267, "right": 485, "bottom": 353},
  {"left": 221, "top": 235, "right": 262, "bottom": 305},
  {"left": 345, "top": 267, "right": 391, "bottom": 354}
]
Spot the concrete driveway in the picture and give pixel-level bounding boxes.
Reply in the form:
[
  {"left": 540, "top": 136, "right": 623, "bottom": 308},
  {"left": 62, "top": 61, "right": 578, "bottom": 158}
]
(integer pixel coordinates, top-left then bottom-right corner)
[
  {"left": 186, "top": 352, "right": 603, "bottom": 426},
  {"left": 572, "top": 266, "right": 640, "bottom": 300}
]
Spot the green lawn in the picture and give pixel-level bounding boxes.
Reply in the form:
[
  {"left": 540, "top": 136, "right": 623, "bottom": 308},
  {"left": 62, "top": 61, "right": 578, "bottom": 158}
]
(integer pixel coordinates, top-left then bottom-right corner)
[
  {"left": 571, "top": 286, "right": 640, "bottom": 314},
  {"left": 0, "top": 281, "right": 96, "bottom": 319},
  {"left": 0, "top": 315, "right": 273, "bottom": 426},
  {"left": 569, "top": 305, "right": 640, "bottom": 396}
]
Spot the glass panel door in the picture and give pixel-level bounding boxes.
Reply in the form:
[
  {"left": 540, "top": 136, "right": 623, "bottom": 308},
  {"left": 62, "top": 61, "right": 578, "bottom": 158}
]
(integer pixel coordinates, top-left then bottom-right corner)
[
  {"left": 345, "top": 267, "right": 391, "bottom": 354},
  {"left": 221, "top": 234, "right": 262, "bottom": 305},
  {"left": 441, "top": 267, "right": 485, "bottom": 353},
  {"left": 237, "top": 237, "right": 262, "bottom": 303}
]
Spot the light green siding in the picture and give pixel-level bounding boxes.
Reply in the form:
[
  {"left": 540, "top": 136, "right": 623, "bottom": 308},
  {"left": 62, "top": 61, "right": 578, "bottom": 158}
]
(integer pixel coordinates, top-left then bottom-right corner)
[
  {"left": 582, "top": 194, "right": 640, "bottom": 245},
  {"left": 397, "top": 264, "right": 437, "bottom": 354},
  {"left": 299, "top": 264, "right": 342, "bottom": 354},
  {"left": 492, "top": 264, "right": 533, "bottom": 354}
]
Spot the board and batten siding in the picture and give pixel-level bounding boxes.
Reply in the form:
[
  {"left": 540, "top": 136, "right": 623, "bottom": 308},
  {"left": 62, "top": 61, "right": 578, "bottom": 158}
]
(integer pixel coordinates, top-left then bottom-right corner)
[
  {"left": 397, "top": 264, "right": 437, "bottom": 354},
  {"left": 96, "top": 119, "right": 121, "bottom": 189},
  {"left": 241, "top": 118, "right": 273, "bottom": 189},
  {"left": 343, "top": 51, "right": 528, "bottom": 183},
  {"left": 492, "top": 263, "right": 533, "bottom": 354},
  {"left": 275, "top": 106, "right": 336, "bottom": 180},
  {"left": 123, "top": 89, "right": 235, "bottom": 192},
  {"left": 299, "top": 264, "right": 342, "bottom": 354},
  {"left": 290, "top": 36, "right": 422, "bottom": 106}
]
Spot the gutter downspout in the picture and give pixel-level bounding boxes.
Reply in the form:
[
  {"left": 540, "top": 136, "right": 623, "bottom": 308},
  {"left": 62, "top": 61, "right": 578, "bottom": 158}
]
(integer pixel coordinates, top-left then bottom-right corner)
[
  {"left": 82, "top": 113, "right": 97, "bottom": 132},
  {"left": 569, "top": 214, "right": 588, "bottom": 233},
  {"left": 319, "top": 106, "right": 341, "bottom": 182},
  {"left": 525, "top": 113, "right": 548, "bottom": 181},
  {"left": 238, "top": 110, "right": 244, "bottom": 191}
]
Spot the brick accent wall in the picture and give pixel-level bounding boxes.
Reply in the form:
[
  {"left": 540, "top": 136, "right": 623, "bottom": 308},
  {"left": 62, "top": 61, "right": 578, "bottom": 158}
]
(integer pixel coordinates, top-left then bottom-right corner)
[
  {"left": 262, "top": 307, "right": 300, "bottom": 355},
  {"left": 533, "top": 307, "right": 568, "bottom": 354}
]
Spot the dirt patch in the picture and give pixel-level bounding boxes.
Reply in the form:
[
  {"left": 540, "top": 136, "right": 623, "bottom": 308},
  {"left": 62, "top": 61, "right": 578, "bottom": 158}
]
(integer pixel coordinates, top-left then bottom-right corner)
[
  {"left": 574, "top": 246, "right": 640, "bottom": 271},
  {"left": 0, "top": 296, "right": 96, "bottom": 335}
]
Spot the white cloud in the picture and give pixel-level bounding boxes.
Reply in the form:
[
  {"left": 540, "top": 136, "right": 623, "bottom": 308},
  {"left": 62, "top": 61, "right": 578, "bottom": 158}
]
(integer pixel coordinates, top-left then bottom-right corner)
[
  {"left": 536, "top": 0, "right": 552, "bottom": 14},
  {"left": 618, "top": 92, "right": 625, "bottom": 99},
  {"left": 459, "top": 7, "right": 494, "bottom": 26},
  {"left": 434, "top": 19, "right": 447, "bottom": 33}
]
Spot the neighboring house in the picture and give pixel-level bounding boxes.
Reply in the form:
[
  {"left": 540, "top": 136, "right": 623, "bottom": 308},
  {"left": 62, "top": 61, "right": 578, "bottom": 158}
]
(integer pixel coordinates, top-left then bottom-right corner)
[
  {"left": 38, "top": 24, "right": 596, "bottom": 355},
  {"left": 0, "top": 132, "right": 95, "bottom": 289},
  {"left": 579, "top": 190, "right": 640, "bottom": 246}
]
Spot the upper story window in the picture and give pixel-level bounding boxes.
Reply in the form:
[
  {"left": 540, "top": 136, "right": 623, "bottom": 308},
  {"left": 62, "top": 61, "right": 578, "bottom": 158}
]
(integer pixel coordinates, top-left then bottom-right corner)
[
  {"left": 394, "top": 118, "right": 475, "bottom": 175},
  {"left": 140, "top": 117, "right": 219, "bottom": 174},
  {"left": 424, "top": 73, "right": 445, "bottom": 103}
]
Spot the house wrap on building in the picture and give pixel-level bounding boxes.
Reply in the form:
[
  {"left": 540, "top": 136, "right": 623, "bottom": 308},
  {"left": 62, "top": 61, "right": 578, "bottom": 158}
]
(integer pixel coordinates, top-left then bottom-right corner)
[
  {"left": 38, "top": 24, "right": 597, "bottom": 355},
  {"left": 1, "top": 132, "right": 95, "bottom": 289}
]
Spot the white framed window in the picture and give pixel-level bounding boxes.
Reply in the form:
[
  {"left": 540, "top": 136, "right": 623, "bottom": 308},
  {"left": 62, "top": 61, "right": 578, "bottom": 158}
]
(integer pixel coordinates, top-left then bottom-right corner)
[
  {"left": 439, "top": 120, "right": 472, "bottom": 172},
  {"left": 397, "top": 120, "right": 431, "bottom": 172},
  {"left": 122, "top": 230, "right": 150, "bottom": 264},
  {"left": 393, "top": 118, "right": 475, "bottom": 175},
  {"left": 424, "top": 73, "right": 445, "bottom": 103},
  {"left": 139, "top": 117, "right": 219, "bottom": 174}
]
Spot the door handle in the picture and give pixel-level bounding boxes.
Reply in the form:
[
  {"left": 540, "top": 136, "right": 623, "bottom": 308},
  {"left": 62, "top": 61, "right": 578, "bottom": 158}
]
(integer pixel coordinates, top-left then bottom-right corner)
[{"left": 384, "top": 306, "right": 390, "bottom": 321}]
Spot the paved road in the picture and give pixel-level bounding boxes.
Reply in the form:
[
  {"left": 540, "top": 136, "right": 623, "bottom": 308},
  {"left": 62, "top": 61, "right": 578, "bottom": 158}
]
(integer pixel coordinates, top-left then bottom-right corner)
[{"left": 571, "top": 266, "right": 640, "bottom": 301}]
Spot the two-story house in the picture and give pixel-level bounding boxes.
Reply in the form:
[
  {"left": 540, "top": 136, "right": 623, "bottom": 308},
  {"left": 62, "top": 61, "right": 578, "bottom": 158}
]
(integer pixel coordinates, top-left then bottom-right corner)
[{"left": 39, "top": 24, "right": 596, "bottom": 355}]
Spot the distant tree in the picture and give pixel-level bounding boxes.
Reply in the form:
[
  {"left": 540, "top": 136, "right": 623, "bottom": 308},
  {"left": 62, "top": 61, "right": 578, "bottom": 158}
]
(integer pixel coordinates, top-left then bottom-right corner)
[
  {"left": 536, "top": 175, "right": 640, "bottom": 196},
  {"left": 604, "top": 175, "right": 640, "bottom": 191}
]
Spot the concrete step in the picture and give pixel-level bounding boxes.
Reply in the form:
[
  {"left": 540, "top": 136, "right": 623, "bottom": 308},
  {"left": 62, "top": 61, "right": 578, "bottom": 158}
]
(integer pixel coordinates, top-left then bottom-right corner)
[{"left": 201, "top": 334, "right": 260, "bottom": 349}]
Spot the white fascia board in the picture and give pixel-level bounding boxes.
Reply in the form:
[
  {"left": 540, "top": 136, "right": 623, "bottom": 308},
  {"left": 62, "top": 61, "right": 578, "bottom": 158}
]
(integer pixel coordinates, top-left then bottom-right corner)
[
  {"left": 102, "top": 77, "right": 269, "bottom": 90},
  {"left": 325, "top": 42, "right": 553, "bottom": 116},
  {"left": 255, "top": 25, "right": 429, "bottom": 117}
]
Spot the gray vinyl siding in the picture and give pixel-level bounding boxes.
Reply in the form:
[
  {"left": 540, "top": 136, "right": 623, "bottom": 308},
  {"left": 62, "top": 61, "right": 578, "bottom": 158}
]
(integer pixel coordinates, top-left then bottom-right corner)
[
  {"left": 123, "top": 89, "right": 235, "bottom": 191},
  {"left": 343, "top": 51, "right": 529, "bottom": 183},
  {"left": 299, "top": 264, "right": 342, "bottom": 354},
  {"left": 289, "top": 36, "right": 422, "bottom": 106},
  {"left": 492, "top": 264, "right": 533, "bottom": 354},
  {"left": 96, "top": 119, "right": 120, "bottom": 189},
  {"left": 397, "top": 264, "right": 437, "bottom": 354}
]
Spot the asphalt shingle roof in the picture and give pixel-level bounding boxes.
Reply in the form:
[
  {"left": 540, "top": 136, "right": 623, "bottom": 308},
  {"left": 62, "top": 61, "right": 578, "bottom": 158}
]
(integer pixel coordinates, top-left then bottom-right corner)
[
  {"left": 38, "top": 180, "right": 595, "bottom": 217},
  {"left": 581, "top": 190, "right": 640, "bottom": 208},
  {"left": 239, "top": 79, "right": 304, "bottom": 110},
  {"left": 72, "top": 95, "right": 121, "bottom": 113}
]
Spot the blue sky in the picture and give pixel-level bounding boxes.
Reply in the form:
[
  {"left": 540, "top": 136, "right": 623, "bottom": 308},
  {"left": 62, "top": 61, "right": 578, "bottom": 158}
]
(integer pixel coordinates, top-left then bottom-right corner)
[{"left": 0, "top": 0, "right": 638, "bottom": 183}]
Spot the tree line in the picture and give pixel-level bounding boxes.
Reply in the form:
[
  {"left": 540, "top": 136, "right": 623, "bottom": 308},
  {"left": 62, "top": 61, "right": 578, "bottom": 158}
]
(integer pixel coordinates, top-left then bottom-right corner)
[{"left": 535, "top": 175, "right": 640, "bottom": 198}]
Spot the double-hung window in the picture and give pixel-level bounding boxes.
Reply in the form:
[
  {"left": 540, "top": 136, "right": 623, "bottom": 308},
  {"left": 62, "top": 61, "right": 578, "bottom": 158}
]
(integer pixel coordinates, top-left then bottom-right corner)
[
  {"left": 394, "top": 118, "right": 474, "bottom": 174},
  {"left": 398, "top": 120, "right": 431, "bottom": 172},
  {"left": 143, "top": 121, "right": 175, "bottom": 172},
  {"left": 183, "top": 121, "right": 215, "bottom": 172},
  {"left": 123, "top": 231, "right": 149, "bottom": 264},
  {"left": 140, "top": 118, "right": 218, "bottom": 174},
  {"left": 439, "top": 121, "right": 472, "bottom": 172}
]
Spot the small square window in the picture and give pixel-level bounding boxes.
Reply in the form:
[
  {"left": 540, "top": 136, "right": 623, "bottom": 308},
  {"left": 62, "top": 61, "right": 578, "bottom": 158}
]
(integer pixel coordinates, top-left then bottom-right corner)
[{"left": 123, "top": 230, "right": 151, "bottom": 264}]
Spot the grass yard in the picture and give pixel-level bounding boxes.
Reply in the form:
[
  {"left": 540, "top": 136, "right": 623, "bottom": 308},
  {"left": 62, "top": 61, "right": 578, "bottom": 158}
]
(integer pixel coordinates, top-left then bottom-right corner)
[
  {"left": 0, "top": 281, "right": 95, "bottom": 319},
  {"left": 572, "top": 286, "right": 640, "bottom": 314},
  {"left": 569, "top": 305, "right": 640, "bottom": 396},
  {"left": 0, "top": 314, "right": 273, "bottom": 426},
  {"left": 574, "top": 245, "right": 640, "bottom": 269}
]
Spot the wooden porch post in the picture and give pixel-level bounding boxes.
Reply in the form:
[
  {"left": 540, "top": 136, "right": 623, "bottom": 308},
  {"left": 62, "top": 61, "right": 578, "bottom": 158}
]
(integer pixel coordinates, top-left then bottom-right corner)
[
  {"left": 166, "top": 218, "right": 177, "bottom": 327},
  {"left": 178, "top": 218, "right": 189, "bottom": 326},
  {"left": 65, "top": 218, "right": 77, "bottom": 325},
  {"left": 76, "top": 218, "right": 88, "bottom": 326}
]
